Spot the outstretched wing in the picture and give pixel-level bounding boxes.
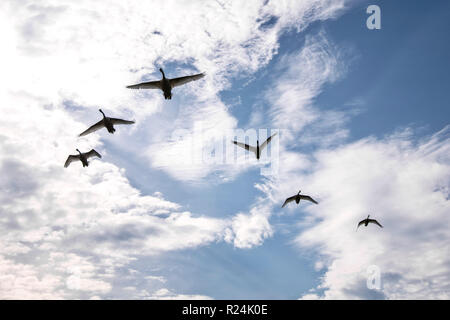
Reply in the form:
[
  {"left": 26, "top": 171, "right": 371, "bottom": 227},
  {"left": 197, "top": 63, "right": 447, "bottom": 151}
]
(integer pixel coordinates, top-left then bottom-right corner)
[
  {"left": 126, "top": 80, "right": 161, "bottom": 90},
  {"left": 356, "top": 220, "right": 365, "bottom": 231},
  {"left": 232, "top": 141, "right": 257, "bottom": 154},
  {"left": 86, "top": 149, "right": 102, "bottom": 159},
  {"left": 281, "top": 195, "right": 296, "bottom": 208},
  {"left": 260, "top": 132, "right": 278, "bottom": 151},
  {"left": 369, "top": 219, "right": 383, "bottom": 228},
  {"left": 170, "top": 73, "right": 205, "bottom": 88},
  {"left": 64, "top": 155, "right": 80, "bottom": 168},
  {"left": 109, "top": 118, "right": 135, "bottom": 125},
  {"left": 79, "top": 120, "right": 104, "bottom": 137},
  {"left": 299, "top": 195, "right": 318, "bottom": 205}
]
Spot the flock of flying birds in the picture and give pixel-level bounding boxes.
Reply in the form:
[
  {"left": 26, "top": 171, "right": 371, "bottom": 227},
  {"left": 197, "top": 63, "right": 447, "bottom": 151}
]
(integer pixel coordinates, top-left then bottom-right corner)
[
  {"left": 64, "top": 67, "right": 204, "bottom": 169},
  {"left": 64, "top": 67, "right": 383, "bottom": 231}
]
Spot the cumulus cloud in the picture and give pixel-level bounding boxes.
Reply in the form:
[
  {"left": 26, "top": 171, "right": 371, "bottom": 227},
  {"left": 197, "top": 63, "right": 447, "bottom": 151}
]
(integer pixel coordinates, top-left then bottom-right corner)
[
  {"left": 0, "top": 0, "right": 351, "bottom": 189},
  {"left": 0, "top": 92, "right": 230, "bottom": 298},
  {"left": 233, "top": 27, "right": 450, "bottom": 299},
  {"left": 252, "top": 124, "right": 450, "bottom": 299},
  {"left": 292, "top": 127, "right": 450, "bottom": 299},
  {"left": 0, "top": 255, "right": 64, "bottom": 299},
  {"left": 0, "top": 0, "right": 372, "bottom": 300},
  {"left": 225, "top": 206, "right": 274, "bottom": 249}
]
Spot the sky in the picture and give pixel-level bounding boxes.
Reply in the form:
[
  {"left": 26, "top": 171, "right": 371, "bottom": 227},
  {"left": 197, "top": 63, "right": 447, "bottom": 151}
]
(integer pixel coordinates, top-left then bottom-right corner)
[{"left": 0, "top": 0, "right": 449, "bottom": 299}]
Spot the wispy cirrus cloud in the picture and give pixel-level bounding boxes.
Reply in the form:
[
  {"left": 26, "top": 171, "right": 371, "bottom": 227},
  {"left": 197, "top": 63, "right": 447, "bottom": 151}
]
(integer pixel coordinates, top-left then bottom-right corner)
[
  {"left": 231, "top": 28, "right": 450, "bottom": 299},
  {"left": 228, "top": 30, "right": 353, "bottom": 251},
  {"left": 266, "top": 30, "right": 352, "bottom": 141},
  {"left": 0, "top": 0, "right": 349, "bottom": 184}
]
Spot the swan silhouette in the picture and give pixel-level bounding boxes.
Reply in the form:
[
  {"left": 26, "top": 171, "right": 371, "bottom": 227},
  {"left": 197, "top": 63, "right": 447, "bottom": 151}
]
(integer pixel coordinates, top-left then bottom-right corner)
[
  {"left": 357, "top": 215, "right": 383, "bottom": 231},
  {"left": 64, "top": 149, "right": 101, "bottom": 168},
  {"left": 79, "top": 109, "right": 135, "bottom": 137},
  {"left": 126, "top": 68, "right": 205, "bottom": 100},
  {"left": 282, "top": 190, "right": 318, "bottom": 208},
  {"left": 232, "top": 132, "right": 277, "bottom": 160}
]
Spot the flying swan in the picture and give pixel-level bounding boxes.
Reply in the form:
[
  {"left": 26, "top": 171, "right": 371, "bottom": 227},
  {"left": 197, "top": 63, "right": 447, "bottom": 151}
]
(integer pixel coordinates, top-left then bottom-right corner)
[
  {"left": 126, "top": 68, "right": 205, "bottom": 100},
  {"left": 356, "top": 215, "right": 383, "bottom": 231},
  {"left": 64, "top": 149, "right": 101, "bottom": 168},
  {"left": 79, "top": 109, "right": 135, "bottom": 137},
  {"left": 281, "top": 190, "right": 319, "bottom": 208},
  {"left": 232, "top": 132, "right": 277, "bottom": 160}
]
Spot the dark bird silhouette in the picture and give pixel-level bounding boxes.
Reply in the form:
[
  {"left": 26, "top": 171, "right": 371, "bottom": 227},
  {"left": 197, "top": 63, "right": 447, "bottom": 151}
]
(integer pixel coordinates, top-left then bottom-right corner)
[
  {"left": 64, "top": 149, "right": 101, "bottom": 168},
  {"left": 126, "top": 68, "right": 205, "bottom": 100},
  {"left": 282, "top": 190, "right": 318, "bottom": 208},
  {"left": 357, "top": 215, "right": 383, "bottom": 231},
  {"left": 232, "top": 132, "right": 277, "bottom": 160},
  {"left": 79, "top": 109, "right": 135, "bottom": 137}
]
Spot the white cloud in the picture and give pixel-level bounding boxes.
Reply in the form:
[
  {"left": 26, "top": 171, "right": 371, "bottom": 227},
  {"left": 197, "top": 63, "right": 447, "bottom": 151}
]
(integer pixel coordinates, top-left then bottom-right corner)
[
  {"left": 248, "top": 126, "right": 450, "bottom": 299},
  {"left": 137, "top": 2, "right": 348, "bottom": 182},
  {"left": 266, "top": 30, "right": 351, "bottom": 144},
  {"left": 4, "top": 0, "right": 445, "bottom": 301},
  {"left": 227, "top": 30, "right": 353, "bottom": 250},
  {"left": 146, "top": 288, "right": 213, "bottom": 300},
  {"left": 226, "top": 206, "right": 274, "bottom": 249},
  {"left": 145, "top": 276, "right": 166, "bottom": 283},
  {"left": 231, "top": 27, "right": 450, "bottom": 299},
  {"left": 292, "top": 127, "right": 450, "bottom": 299},
  {"left": 0, "top": 92, "right": 230, "bottom": 298},
  {"left": 0, "top": 255, "right": 64, "bottom": 299},
  {"left": 247, "top": 123, "right": 450, "bottom": 300},
  {"left": 1, "top": 0, "right": 345, "bottom": 114},
  {"left": 0, "top": 0, "right": 355, "bottom": 299},
  {"left": 0, "top": 0, "right": 351, "bottom": 188}
]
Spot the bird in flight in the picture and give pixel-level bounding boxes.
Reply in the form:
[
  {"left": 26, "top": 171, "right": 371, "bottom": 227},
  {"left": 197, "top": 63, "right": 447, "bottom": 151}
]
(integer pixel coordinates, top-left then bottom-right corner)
[
  {"left": 232, "top": 132, "right": 277, "bottom": 160},
  {"left": 281, "top": 190, "right": 318, "bottom": 208},
  {"left": 356, "top": 215, "right": 383, "bottom": 231},
  {"left": 79, "top": 109, "right": 135, "bottom": 137},
  {"left": 126, "top": 68, "right": 205, "bottom": 100},
  {"left": 64, "top": 149, "right": 101, "bottom": 168}
]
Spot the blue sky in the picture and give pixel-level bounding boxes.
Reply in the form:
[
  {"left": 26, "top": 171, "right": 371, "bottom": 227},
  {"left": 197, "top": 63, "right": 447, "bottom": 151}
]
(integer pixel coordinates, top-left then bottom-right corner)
[
  {"left": 120, "top": 0, "right": 449, "bottom": 299},
  {"left": 0, "top": 0, "right": 449, "bottom": 299}
]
